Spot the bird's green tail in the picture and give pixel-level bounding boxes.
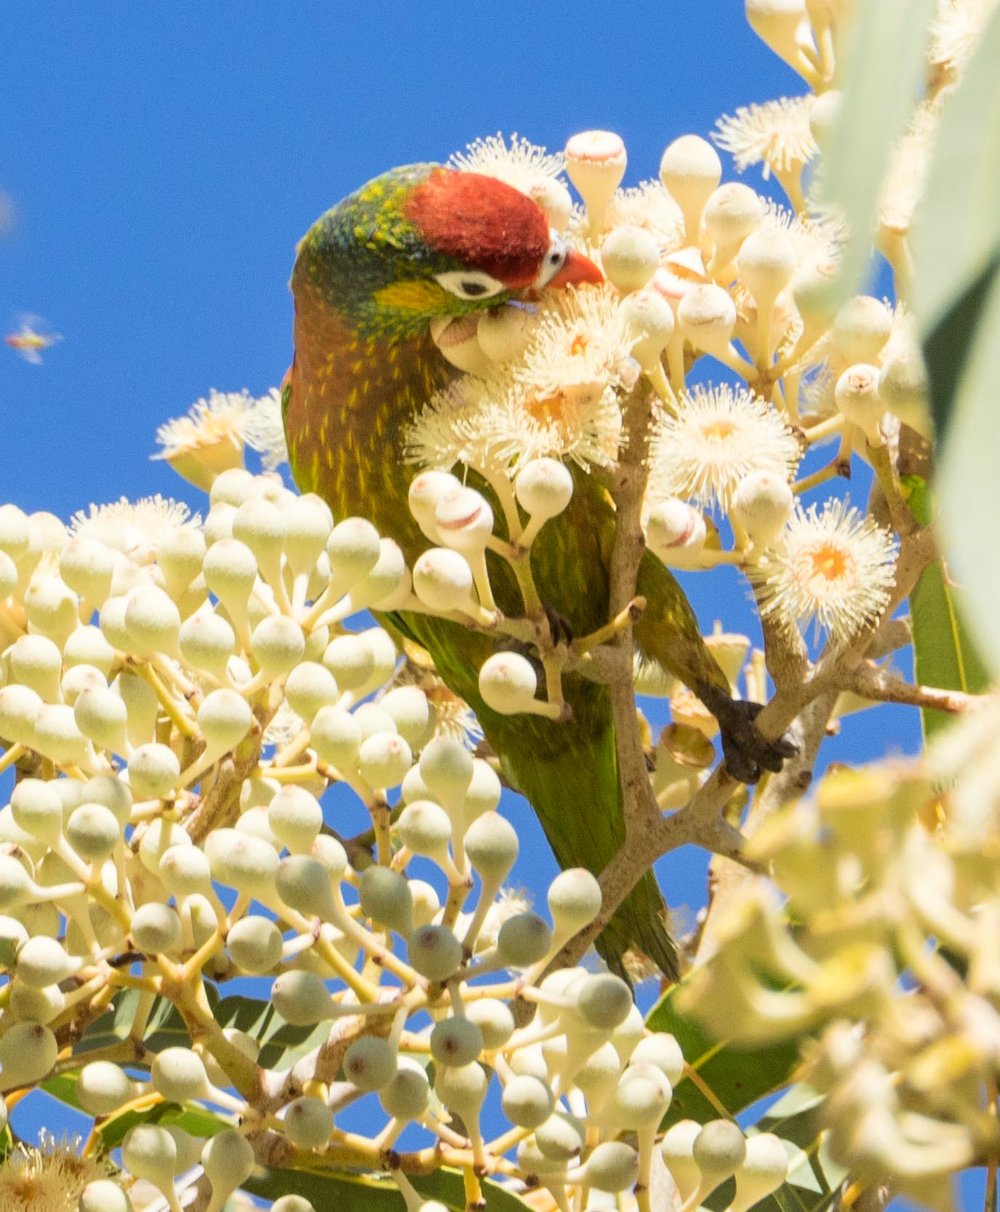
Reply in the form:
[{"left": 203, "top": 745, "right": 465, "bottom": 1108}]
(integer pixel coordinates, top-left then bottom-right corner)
[{"left": 494, "top": 708, "right": 679, "bottom": 983}]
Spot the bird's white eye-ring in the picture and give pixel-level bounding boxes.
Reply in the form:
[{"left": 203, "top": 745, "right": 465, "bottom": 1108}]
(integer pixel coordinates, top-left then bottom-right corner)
[
  {"left": 534, "top": 230, "right": 568, "bottom": 288},
  {"left": 434, "top": 269, "right": 507, "bottom": 300}
]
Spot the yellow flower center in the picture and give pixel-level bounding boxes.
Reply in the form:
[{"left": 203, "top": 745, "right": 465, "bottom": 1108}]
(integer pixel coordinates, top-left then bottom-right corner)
[
  {"left": 805, "top": 541, "right": 851, "bottom": 584},
  {"left": 525, "top": 392, "right": 570, "bottom": 426},
  {"left": 699, "top": 418, "right": 738, "bottom": 442}
]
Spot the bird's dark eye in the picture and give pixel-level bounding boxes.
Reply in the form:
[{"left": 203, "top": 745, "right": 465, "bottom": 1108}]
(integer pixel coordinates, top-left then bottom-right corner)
[
  {"left": 535, "top": 230, "right": 568, "bottom": 287},
  {"left": 435, "top": 269, "right": 506, "bottom": 300}
]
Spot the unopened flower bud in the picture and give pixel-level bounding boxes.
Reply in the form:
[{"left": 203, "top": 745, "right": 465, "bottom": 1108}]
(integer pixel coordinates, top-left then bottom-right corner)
[
  {"left": 202, "top": 537, "right": 258, "bottom": 612},
  {"left": 736, "top": 228, "right": 797, "bottom": 317},
  {"left": 0, "top": 684, "right": 41, "bottom": 745},
  {"left": 24, "top": 576, "right": 77, "bottom": 643},
  {"left": 408, "top": 472, "right": 462, "bottom": 545},
  {"left": 413, "top": 547, "right": 477, "bottom": 614},
  {"left": 693, "top": 1119, "right": 747, "bottom": 1197},
  {"left": 832, "top": 295, "right": 892, "bottom": 365},
  {"left": 267, "top": 786, "right": 322, "bottom": 853},
  {"left": 0, "top": 505, "right": 31, "bottom": 563},
  {"left": 431, "top": 1015, "right": 484, "bottom": 1067},
  {"left": 310, "top": 705, "right": 360, "bottom": 772},
  {"left": 16, "top": 935, "right": 80, "bottom": 988},
  {"left": 515, "top": 458, "right": 574, "bottom": 524},
  {"left": 0, "top": 1022, "right": 58, "bottom": 1091},
  {"left": 548, "top": 867, "right": 602, "bottom": 937},
  {"left": 212, "top": 832, "right": 279, "bottom": 898},
  {"left": 434, "top": 486, "right": 495, "bottom": 556},
  {"left": 631, "top": 1032, "right": 685, "bottom": 1084},
  {"left": 78, "top": 1060, "right": 135, "bottom": 1116},
  {"left": 326, "top": 516, "right": 381, "bottom": 590},
  {"left": 343, "top": 1035, "right": 398, "bottom": 1091},
  {"left": 121, "top": 1123, "right": 180, "bottom": 1191},
  {"left": 359, "top": 864, "right": 413, "bottom": 937},
  {"left": 357, "top": 731, "right": 412, "bottom": 789},
  {"left": 151, "top": 1046, "right": 210, "bottom": 1103},
  {"left": 281, "top": 1095, "right": 334, "bottom": 1149},
  {"left": 128, "top": 743, "right": 181, "bottom": 800},
  {"left": 704, "top": 182, "right": 764, "bottom": 267},
  {"left": 601, "top": 224, "right": 659, "bottom": 292},
  {"left": 198, "top": 687, "right": 253, "bottom": 755},
  {"left": 618, "top": 288, "right": 675, "bottom": 370},
  {"left": 124, "top": 587, "right": 181, "bottom": 658},
  {"left": 465, "top": 998, "right": 515, "bottom": 1050},
  {"left": 834, "top": 363, "right": 885, "bottom": 445},
  {"left": 497, "top": 911, "right": 552, "bottom": 967},
  {"left": 397, "top": 798, "right": 454, "bottom": 858},
  {"left": 380, "top": 1060, "right": 431, "bottom": 1119},
  {"left": 434, "top": 1060, "right": 488, "bottom": 1118},
  {"left": 660, "top": 135, "right": 722, "bottom": 242},
  {"left": 275, "top": 854, "right": 337, "bottom": 919},
  {"left": 731, "top": 471, "right": 794, "bottom": 547},
  {"left": 677, "top": 283, "right": 738, "bottom": 357},
  {"left": 529, "top": 176, "right": 574, "bottom": 232},
  {"left": 252, "top": 615, "right": 306, "bottom": 676},
  {"left": 227, "top": 914, "right": 283, "bottom": 973},
  {"left": 271, "top": 970, "right": 335, "bottom": 1025},
  {"left": 201, "top": 1130, "right": 255, "bottom": 1201},
  {"left": 478, "top": 652, "right": 541, "bottom": 715},
  {"left": 575, "top": 973, "right": 634, "bottom": 1030},
  {"left": 32, "top": 703, "right": 87, "bottom": 764},
  {"left": 565, "top": 130, "right": 627, "bottom": 235},
  {"left": 349, "top": 538, "right": 411, "bottom": 611},
  {"left": 408, "top": 923, "right": 463, "bottom": 981},
  {"left": 730, "top": 1132, "right": 790, "bottom": 1212},
  {"left": 645, "top": 498, "right": 708, "bottom": 566},
  {"left": 285, "top": 661, "right": 340, "bottom": 724},
  {"left": 502, "top": 1073, "right": 554, "bottom": 1129},
  {"left": 745, "top": 0, "right": 809, "bottom": 70},
  {"left": 11, "top": 778, "right": 63, "bottom": 845},
  {"left": 879, "top": 349, "right": 931, "bottom": 436},
  {"left": 179, "top": 610, "right": 236, "bottom": 679},
  {"left": 464, "top": 810, "right": 519, "bottom": 880},
  {"left": 430, "top": 314, "right": 492, "bottom": 375},
  {"left": 661, "top": 1119, "right": 702, "bottom": 1202},
  {"left": 131, "top": 902, "right": 182, "bottom": 954},
  {"left": 584, "top": 1140, "right": 640, "bottom": 1192},
  {"left": 379, "top": 686, "right": 431, "bottom": 748},
  {"left": 282, "top": 493, "right": 334, "bottom": 573},
  {"left": 66, "top": 802, "right": 120, "bottom": 860}
]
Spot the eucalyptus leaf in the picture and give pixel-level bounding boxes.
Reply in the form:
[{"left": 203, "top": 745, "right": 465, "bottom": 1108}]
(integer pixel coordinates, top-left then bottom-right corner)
[{"left": 818, "top": 0, "right": 935, "bottom": 304}]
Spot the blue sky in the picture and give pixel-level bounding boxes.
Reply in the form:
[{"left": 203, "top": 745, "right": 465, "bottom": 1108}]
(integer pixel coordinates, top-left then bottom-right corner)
[{"left": 0, "top": 1, "right": 929, "bottom": 1192}]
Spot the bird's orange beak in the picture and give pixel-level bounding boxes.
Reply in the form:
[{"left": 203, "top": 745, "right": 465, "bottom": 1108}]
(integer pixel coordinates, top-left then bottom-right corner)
[{"left": 548, "top": 248, "right": 604, "bottom": 288}]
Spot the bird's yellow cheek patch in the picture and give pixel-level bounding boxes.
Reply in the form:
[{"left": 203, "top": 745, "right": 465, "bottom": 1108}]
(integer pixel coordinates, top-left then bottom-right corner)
[{"left": 374, "top": 279, "right": 450, "bottom": 312}]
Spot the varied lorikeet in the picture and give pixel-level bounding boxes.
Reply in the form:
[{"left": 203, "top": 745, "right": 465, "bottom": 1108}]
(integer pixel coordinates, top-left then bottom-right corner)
[{"left": 284, "top": 163, "right": 789, "bottom": 978}]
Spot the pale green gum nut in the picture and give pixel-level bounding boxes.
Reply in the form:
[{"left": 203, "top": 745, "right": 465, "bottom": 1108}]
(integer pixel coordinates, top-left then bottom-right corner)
[
  {"left": 0, "top": 1021, "right": 59, "bottom": 1090},
  {"left": 211, "top": 832, "right": 279, "bottom": 898},
  {"left": 138, "top": 816, "right": 191, "bottom": 876},
  {"left": 9, "top": 633, "right": 62, "bottom": 699},
  {"left": 130, "top": 906, "right": 183, "bottom": 959},
  {"left": 281, "top": 1094, "right": 334, "bottom": 1149},
  {"left": 32, "top": 703, "right": 88, "bottom": 764},
  {"left": 98, "top": 595, "right": 134, "bottom": 652},
  {"left": 275, "top": 853, "right": 337, "bottom": 919},
  {"left": 731, "top": 1132, "right": 790, "bottom": 1211},
  {"left": 24, "top": 575, "right": 78, "bottom": 642},
  {"left": 77, "top": 1059, "right": 135, "bottom": 1115},
  {"left": 61, "top": 664, "right": 109, "bottom": 708},
  {"left": 463, "top": 810, "right": 518, "bottom": 880},
  {"left": 179, "top": 610, "right": 237, "bottom": 675},
  {"left": 343, "top": 1035, "right": 398, "bottom": 1091},
  {"left": 66, "top": 802, "right": 121, "bottom": 860},
  {"left": 497, "top": 911, "right": 552, "bottom": 968},
  {"left": 419, "top": 735, "right": 474, "bottom": 811},
  {"left": 233, "top": 497, "right": 286, "bottom": 564},
  {"left": 357, "top": 731, "right": 413, "bottom": 789},
  {"left": 309, "top": 704, "right": 361, "bottom": 772},
  {"left": 285, "top": 661, "right": 339, "bottom": 723},
  {"left": 359, "top": 864, "right": 413, "bottom": 937},
  {"left": 433, "top": 1060, "right": 488, "bottom": 1118},
  {"left": 198, "top": 688, "right": 253, "bottom": 753},
  {"left": 158, "top": 843, "right": 212, "bottom": 896},
  {"left": 127, "top": 743, "right": 181, "bottom": 801},
  {"left": 271, "top": 1197, "right": 317, "bottom": 1212},
  {"left": 326, "top": 516, "right": 381, "bottom": 587},
  {"left": 0, "top": 683, "right": 43, "bottom": 745},
  {"left": 281, "top": 493, "right": 334, "bottom": 571},
  {"left": 501, "top": 1073, "right": 554, "bottom": 1129},
  {"left": 352, "top": 702, "right": 397, "bottom": 739},
  {"left": 832, "top": 294, "right": 892, "bottom": 365},
  {"left": 16, "top": 934, "right": 80, "bottom": 987},
  {"left": 630, "top": 1031, "right": 685, "bottom": 1084},
  {"left": 465, "top": 997, "right": 515, "bottom": 1050},
  {"left": 349, "top": 538, "right": 410, "bottom": 611},
  {"left": 379, "top": 685, "right": 431, "bottom": 747},
  {"left": 430, "top": 1015, "right": 484, "bottom": 1067},
  {"left": 661, "top": 1118, "right": 703, "bottom": 1201},
  {"left": 121, "top": 1122, "right": 179, "bottom": 1184},
  {"left": 400, "top": 765, "right": 432, "bottom": 803},
  {"left": 123, "top": 586, "right": 181, "bottom": 657},
  {"left": 11, "top": 777, "right": 64, "bottom": 845},
  {"left": 613, "top": 1065, "right": 672, "bottom": 1128},
  {"left": 270, "top": 970, "right": 334, "bottom": 1026},
  {"left": 10, "top": 979, "right": 66, "bottom": 1024},
  {"left": 535, "top": 1110, "right": 586, "bottom": 1162},
  {"left": 201, "top": 1128, "right": 256, "bottom": 1197},
  {"left": 516, "top": 1136, "right": 567, "bottom": 1177},
  {"left": 571, "top": 1039, "right": 623, "bottom": 1105},
  {"left": 202, "top": 537, "right": 258, "bottom": 604},
  {"left": 79, "top": 1179, "right": 135, "bottom": 1212},
  {"left": 379, "top": 1061, "right": 430, "bottom": 1120},
  {"left": 151, "top": 1046, "right": 211, "bottom": 1102},
  {"left": 227, "top": 915, "right": 284, "bottom": 974},
  {"left": 396, "top": 799, "right": 453, "bottom": 857},
  {"left": 63, "top": 624, "right": 117, "bottom": 675},
  {"left": 584, "top": 1140, "right": 640, "bottom": 1193},
  {"left": 547, "top": 868, "right": 602, "bottom": 933},
  {"left": 463, "top": 759, "right": 502, "bottom": 820},
  {"left": 309, "top": 833, "right": 348, "bottom": 880},
  {"left": 407, "top": 924, "right": 463, "bottom": 982},
  {"left": 478, "top": 651, "right": 538, "bottom": 715},
  {"left": 251, "top": 615, "right": 306, "bottom": 676},
  {"left": 693, "top": 1118, "right": 747, "bottom": 1186},
  {"left": 322, "top": 632, "right": 375, "bottom": 691},
  {"left": 267, "top": 785, "right": 323, "bottom": 853},
  {"left": 155, "top": 525, "right": 206, "bottom": 591}
]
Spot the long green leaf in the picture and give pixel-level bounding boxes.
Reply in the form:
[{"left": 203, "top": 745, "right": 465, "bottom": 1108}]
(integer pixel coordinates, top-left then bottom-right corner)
[
  {"left": 244, "top": 1163, "right": 533, "bottom": 1212},
  {"left": 646, "top": 980, "right": 801, "bottom": 1125},
  {"left": 818, "top": 0, "right": 935, "bottom": 304},
  {"left": 912, "top": 4, "right": 1000, "bottom": 434},
  {"left": 904, "top": 477, "right": 990, "bottom": 739}
]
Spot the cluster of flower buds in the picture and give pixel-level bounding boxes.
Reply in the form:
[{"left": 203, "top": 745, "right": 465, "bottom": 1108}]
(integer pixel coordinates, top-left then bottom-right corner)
[
  {"left": 0, "top": 478, "right": 795, "bottom": 1211},
  {"left": 679, "top": 726, "right": 1000, "bottom": 1206}
]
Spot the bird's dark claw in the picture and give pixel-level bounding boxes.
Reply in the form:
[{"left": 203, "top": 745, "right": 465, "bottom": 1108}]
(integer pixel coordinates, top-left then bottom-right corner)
[
  {"left": 697, "top": 686, "right": 798, "bottom": 784},
  {"left": 540, "top": 604, "right": 574, "bottom": 649}
]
